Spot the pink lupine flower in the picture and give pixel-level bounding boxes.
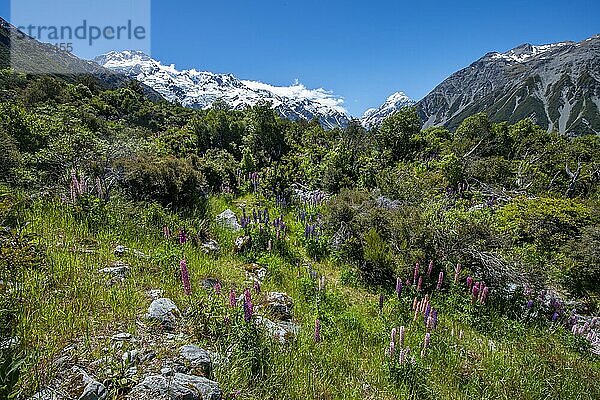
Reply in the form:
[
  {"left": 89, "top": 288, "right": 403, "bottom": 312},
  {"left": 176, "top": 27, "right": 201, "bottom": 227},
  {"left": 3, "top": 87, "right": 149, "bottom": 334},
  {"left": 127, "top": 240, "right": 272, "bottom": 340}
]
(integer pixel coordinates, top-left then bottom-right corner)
[
  {"left": 162, "top": 224, "right": 171, "bottom": 239},
  {"left": 427, "top": 260, "right": 434, "bottom": 277},
  {"left": 436, "top": 271, "right": 444, "bottom": 290},
  {"left": 466, "top": 276, "right": 473, "bottom": 290},
  {"left": 480, "top": 286, "right": 489, "bottom": 304},
  {"left": 214, "top": 282, "right": 222, "bottom": 295},
  {"left": 229, "top": 289, "right": 237, "bottom": 307},
  {"left": 413, "top": 263, "right": 420, "bottom": 285},
  {"left": 454, "top": 263, "right": 462, "bottom": 284},
  {"left": 253, "top": 280, "right": 261, "bottom": 294},
  {"left": 314, "top": 319, "right": 321, "bottom": 343},
  {"left": 417, "top": 276, "right": 423, "bottom": 292},
  {"left": 243, "top": 288, "right": 253, "bottom": 322},
  {"left": 180, "top": 259, "right": 192, "bottom": 296},
  {"left": 412, "top": 297, "right": 418, "bottom": 310}
]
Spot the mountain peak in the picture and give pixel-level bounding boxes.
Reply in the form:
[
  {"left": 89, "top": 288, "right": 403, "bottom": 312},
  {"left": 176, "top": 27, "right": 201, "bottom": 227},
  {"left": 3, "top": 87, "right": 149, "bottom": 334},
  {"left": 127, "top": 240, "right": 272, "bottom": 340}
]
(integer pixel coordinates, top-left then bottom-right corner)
[
  {"left": 360, "top": 91, "right": 416, "bottom": 128},
  {"left": 95, "top": 51, "right": 350, "bottom": 129}
]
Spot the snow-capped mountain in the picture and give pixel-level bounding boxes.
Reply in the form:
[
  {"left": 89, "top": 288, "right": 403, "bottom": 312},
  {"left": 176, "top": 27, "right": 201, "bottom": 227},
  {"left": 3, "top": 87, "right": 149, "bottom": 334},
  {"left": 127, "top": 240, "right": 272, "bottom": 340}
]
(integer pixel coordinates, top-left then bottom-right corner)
[
  {"left": 360, "top": 91, "right": 416, "bottom": 128},
  {"left": 416, "top": 35, "right": 600, "bottom": 134},
  {"left": 94, "top": 51, "right": 350, "bottom": 129}
]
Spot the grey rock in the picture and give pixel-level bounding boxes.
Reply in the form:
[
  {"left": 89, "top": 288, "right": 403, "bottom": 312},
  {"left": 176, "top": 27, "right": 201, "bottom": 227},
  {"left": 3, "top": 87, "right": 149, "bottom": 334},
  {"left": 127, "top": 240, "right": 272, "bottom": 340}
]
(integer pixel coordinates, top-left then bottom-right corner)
[
  {"left": 111, "top": 332, "right": 133, "bottom": 342},
  {"left": 265, "top": 292, "right": 294, "bottom": 321},
  {"left": 71, "top": 367, "right": 106, "bottom": 400},
  {"left": 128, "top": 373, "right": 222, "bottom": 400},
  {"left": 201, "top": 278, "right": 221, "bottom": 290},
  {"left": 29, "top": 389, "right": 65, "bottom": 400},
  {"left": 114, "top": 245, "right": 128, "bottom": 256},
  {"left": 98, "top": 262, "right": 130, "bottom": 277},
  {"left": 147, "top": 298, "right": 180, "bottom": 328},
  {"left": 234, "top": 236, "right": 251, "bottom": 252},
  {"left": 202, "top": 240, "right": 220, "bottom": 254},
  {"left": 179, "top": 345, "right": 212, "bottom": 374},
  {"left": 257, "top": 317, "right": 299, "bottom": 344},
  {"left": 216, "top": 209, "right": 241, "bottom": 231}
]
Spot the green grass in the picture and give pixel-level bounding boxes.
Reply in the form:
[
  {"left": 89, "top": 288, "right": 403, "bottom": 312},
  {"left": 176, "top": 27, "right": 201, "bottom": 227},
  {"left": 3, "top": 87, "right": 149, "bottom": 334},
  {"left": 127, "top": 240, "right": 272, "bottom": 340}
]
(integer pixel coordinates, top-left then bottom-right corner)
[{"left": 7, "top": 195, "right": 600, "bottom": 399}]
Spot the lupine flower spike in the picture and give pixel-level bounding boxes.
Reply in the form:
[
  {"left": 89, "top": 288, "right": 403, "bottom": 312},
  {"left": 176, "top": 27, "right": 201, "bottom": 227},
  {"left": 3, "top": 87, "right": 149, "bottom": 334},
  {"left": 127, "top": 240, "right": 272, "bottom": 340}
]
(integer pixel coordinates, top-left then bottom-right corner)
[
  {"left": 395, "top": 277, "right": 402, "bottom": 299},
  {"left": 436, "top": 271, "right": 444, "bottom": 290},
  {"left": 179, "top": 259, "right": 192, "bottom": 296},
  {"left": 243, "top": 288, "right": 253, "bottom": 322},
  {"left": 229, "top": 289, "right": 237, "bottom": 307},
  {"left": 427, "top": 260, "right": 433, "bottom": 277}
]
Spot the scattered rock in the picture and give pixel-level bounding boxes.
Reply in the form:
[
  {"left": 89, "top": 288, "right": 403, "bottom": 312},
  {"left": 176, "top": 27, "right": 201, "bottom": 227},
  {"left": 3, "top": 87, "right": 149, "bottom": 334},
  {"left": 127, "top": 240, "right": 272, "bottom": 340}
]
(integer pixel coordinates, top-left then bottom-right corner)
[
  {"left": 244, "top": 263, "right": 267, "bottom": 283},
  {"left": 98, "top": 261, "right": 130, "bottom": 277},
  {"left": 257, "top": 317, "right": 299, "bottom": 344},
  {"left": 114, "top": 245, "right": 128, "bottom": 257},
  {"left": 111, "top": 332, "right": 133, "bottom": 342},
  {"left": 29, "top": 389, "right": 65, "bottom": 400},
  {"left": 264, "top": 292, "right": 294, "bottom": 321},
  {"left": 70, "top": 366, "right": 107, "bottom": 400},
  {"left": 0, "top": 336, "right": 19, "bottom": 350},
  {"left": 234, "top": 236, "right": 251, "bottom": 252},
  {"left": 202, "top": 240, "right": 220, "bottom": 254},
  {"left": 201, "top": 278, "right": 221, "bottom": 291},
  {"left": 216, "top": 209, "right": 241, "bottom": 231},
  {"left": 128, "top": 373, "right": 222, "bottom": 400},
  {"left": 147, "top": 289, "right": 164, "bottom": 300},
  {"left": 179, "top": 345, "right": 212, "bottom": 375},
  {"left": 147, "top": 298, "right": 180, "bottom": 329}
]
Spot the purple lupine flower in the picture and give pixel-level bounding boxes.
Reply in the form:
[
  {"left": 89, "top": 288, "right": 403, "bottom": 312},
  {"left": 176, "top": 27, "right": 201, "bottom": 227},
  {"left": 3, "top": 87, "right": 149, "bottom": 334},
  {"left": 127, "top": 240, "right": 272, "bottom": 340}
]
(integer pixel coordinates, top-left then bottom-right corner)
[
  {"left": 180, "top": 259, "right": 192, "bottom": 296},
  {"left": 395, "top": 277, "right": 402, "bottom": 299},
  {"left": 178, "top": 229, "right": 188, "bottom": 244},
  {"left": 417, "top": 276, "right": 423, "bottom": 292},
  {"left": 454, "top": 263, "right": 462, "bottom": 284},
  {"left": 480, "top": 286, "right": 489, "bottom": 304},
  {"left": 526, "top": 299, "right": 534, "bottom": 308},
  {"left": 243, "top": 288, "right": 253, "bottom": 322},
  {"left": 427, "top": 260, "right": 434, "bottom": 277},
  {"left": 314, "top": 319, "right": 321, "bottom": 343},
  {"left": 466, "top": 276, "right": 473, "bottom": 290},
  {"left": 413, "top": 263, "right": 420, "bottom": 285},
  {"left": 421, "top": 332, "right": 431, "bottom": 357},
  {"left": 436, "top": 271, "right": 444, "bottom": 290},
  {"left": 472, "top": 282, "right": 480, "bottom": 302},
  {"left": 214, "top": 282, "right": 222, "bottom": 295},
  {"left": 399, "top": 326, "right": 405, "bottom": 347},
  {"left": 229, "top": 289, "right": 237, "bottom": 307},
  {"left": 552, "top": 312, "right": 559, "bottom": 322},
  {"left": 424, "top": 303, "right": 431, "bottom": 320}
]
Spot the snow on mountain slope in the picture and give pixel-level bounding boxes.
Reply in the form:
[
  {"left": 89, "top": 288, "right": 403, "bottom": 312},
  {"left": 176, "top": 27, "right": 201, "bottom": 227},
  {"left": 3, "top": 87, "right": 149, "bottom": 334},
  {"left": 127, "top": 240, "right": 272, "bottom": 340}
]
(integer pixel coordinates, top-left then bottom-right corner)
[
  {"left": 360, "top": 91, "right": 416, "bottom": 128},
  {"left": 94, "top": 51, "right": 350, "bottom": 129}
]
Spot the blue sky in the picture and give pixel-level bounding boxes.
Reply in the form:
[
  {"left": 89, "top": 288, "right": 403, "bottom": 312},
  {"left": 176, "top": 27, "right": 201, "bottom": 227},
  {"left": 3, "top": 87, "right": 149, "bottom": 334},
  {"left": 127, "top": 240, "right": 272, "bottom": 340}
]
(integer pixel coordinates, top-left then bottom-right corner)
[{"left": 1, "top": 0, "right": 599, "bottom": 116}]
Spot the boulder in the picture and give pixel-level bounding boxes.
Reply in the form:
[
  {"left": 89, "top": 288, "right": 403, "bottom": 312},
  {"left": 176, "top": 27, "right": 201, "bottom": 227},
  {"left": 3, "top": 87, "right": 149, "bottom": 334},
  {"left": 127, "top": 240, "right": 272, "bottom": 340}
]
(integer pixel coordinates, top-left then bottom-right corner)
[
  {"left": 29, "top": 389, "right": 65, "bottom": 400},
  {"left": 265, "top": 292, "right": 294, "bottom": 321},
  {"left": 179, "top": 345, "right": 212, "bottom": 374},
  {"left": 147, "top": 298, "right": 180, "bottom": 329},
  {"left": 216, "top": 209, "right": 241, "bottom": 231},
  {"left": 257, "top": 317, "right": 299, "bottom": 344},
  {"left": 234, "top": 236, "right": 251, "bottom": 252},
  {"left": 202, "top": 240, "right": 220, "bottom": 254},
  {"left": 128, "top": 373, "right": 222, "bottom": 400}
]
